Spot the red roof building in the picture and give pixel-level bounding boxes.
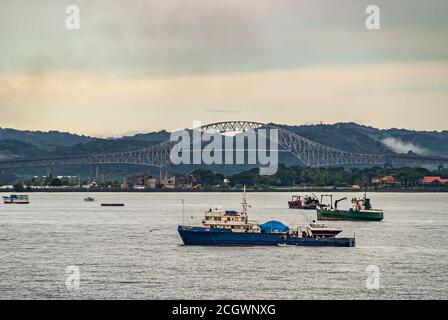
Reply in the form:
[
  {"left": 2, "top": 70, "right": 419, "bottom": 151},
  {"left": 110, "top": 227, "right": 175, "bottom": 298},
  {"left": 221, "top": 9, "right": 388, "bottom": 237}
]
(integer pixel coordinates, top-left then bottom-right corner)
[
  {"left": 418, "top": 176, "right": 448, "bottom": 184},
  {"left": 381, "top": 176, "right": 396, "bottom": 184}
]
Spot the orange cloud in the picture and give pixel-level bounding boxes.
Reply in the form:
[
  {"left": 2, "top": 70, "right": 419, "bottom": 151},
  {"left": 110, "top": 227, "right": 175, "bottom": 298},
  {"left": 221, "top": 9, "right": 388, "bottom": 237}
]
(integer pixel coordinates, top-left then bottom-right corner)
[{"left": 1, "top": 60, "right": 447, "bottom": 136}]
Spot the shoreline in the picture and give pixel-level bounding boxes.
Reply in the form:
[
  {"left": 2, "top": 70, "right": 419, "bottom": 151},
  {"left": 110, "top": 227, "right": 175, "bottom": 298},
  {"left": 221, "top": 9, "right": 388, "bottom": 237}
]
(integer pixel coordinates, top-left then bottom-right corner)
[{"left": 1, "top": 188, "right": 448, "bottom": 193}]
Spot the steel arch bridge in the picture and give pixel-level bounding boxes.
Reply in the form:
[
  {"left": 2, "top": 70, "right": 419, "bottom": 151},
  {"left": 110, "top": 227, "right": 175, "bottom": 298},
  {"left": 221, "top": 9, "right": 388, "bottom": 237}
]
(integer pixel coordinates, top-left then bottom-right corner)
[{"left": 0, "top": 121, "right": 447, "bottom": 171}]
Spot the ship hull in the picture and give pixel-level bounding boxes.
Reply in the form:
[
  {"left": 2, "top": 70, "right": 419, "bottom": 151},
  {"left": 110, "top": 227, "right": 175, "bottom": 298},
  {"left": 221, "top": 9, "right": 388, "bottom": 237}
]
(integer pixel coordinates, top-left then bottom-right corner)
[
  {"left": 317, "top": 209, "right": 383, "bottom": 221},
  {"left": 288, "top": 203, "right": 317, "bottom": 210},
  {"left": 309, "top": 229, "right": 342, "bottom": 238},
  {"left": 3, "top": 200, "right": 30, "bottom": 204},
  {"left": 178, "top": 226, "right": 355, "bottom": 247}
]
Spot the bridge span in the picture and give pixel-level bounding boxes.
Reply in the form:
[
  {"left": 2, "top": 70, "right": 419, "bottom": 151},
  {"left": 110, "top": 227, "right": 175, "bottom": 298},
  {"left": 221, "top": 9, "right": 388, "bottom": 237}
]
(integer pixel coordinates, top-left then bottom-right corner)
[{"left": 0, "top": 121, "right": 447, "bottom": 171}]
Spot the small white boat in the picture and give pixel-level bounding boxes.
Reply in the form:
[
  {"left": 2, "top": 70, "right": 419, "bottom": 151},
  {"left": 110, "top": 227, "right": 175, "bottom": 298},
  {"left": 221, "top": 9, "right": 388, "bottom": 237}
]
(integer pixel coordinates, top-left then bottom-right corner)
[
  {"left": 3, "top": 194, "right": 30, "bottom": 204},
  {"left": 307, "top": 223, "right": 342, "bottom": 238}
]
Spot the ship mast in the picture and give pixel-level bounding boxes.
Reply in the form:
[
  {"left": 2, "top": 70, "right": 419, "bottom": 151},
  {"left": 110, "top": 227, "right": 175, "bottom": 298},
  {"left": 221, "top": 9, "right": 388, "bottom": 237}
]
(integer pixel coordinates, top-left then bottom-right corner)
[{"left": 241, "top": 185, "right": 248, "bottom": 216}]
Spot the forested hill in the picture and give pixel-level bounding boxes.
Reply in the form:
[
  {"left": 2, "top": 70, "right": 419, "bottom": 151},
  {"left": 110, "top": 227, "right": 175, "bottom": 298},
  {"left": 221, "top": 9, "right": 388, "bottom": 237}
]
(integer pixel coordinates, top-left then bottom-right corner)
[
  {"left": 1, "top": 123, "right": 447, "bottom": 162},
  {"left": 280, "top": 123, "right": 448, "bottom": 156},
  {"left": 0, "top": 128, "right": 95, "bottom": 148}
]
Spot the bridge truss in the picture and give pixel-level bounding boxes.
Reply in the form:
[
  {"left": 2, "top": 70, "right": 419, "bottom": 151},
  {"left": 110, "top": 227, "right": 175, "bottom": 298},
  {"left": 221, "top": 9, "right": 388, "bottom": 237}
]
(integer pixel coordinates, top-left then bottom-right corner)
[{"left": 0, "top": 121, "right": 447, "bottom": 171}]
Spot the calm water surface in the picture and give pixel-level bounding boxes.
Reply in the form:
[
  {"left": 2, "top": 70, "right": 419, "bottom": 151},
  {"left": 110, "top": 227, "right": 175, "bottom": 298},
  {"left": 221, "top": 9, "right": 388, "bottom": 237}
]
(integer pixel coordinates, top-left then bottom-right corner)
[{"left": 0, "top": 192, "right": 447, "bottom": 300}]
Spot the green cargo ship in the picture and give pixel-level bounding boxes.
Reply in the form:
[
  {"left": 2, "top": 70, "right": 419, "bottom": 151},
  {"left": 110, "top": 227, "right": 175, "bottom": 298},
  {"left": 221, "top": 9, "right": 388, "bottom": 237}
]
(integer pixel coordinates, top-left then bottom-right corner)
[{"left": 317, "top": 194, "right": 384, "bottom": 221}]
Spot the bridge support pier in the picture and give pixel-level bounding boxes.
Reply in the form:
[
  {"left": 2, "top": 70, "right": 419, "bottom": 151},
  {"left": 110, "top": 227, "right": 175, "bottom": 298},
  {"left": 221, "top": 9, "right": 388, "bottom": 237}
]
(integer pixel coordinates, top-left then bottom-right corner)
[
  {"left": 95, "top": 165, "right": 100, "bottom": 183},
  {"left": 89, "top": 164, "right": 100, "bottom": 183},
  {"left": 159, "top": 167, "right": 168, "bottom": 182},
  {"left": 47, "top": 166, "right": 53, "bottom": 178}
]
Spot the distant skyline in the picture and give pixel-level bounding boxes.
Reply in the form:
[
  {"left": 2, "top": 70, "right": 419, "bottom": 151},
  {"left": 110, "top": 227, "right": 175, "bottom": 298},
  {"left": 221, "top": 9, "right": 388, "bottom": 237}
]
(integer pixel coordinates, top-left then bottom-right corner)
[{"left": 1, "top": 0, "right": 447, "bottom": 136}]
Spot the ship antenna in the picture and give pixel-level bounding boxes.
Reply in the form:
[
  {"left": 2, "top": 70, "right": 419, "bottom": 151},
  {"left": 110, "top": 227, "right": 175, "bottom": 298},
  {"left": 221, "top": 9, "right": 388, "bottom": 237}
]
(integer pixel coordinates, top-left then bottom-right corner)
[
  {"left": 181, "top": 198, "right": 185, "bottom": 225},
  {"left": 364, "top": 176, "right": 368, "bottom": 198}
]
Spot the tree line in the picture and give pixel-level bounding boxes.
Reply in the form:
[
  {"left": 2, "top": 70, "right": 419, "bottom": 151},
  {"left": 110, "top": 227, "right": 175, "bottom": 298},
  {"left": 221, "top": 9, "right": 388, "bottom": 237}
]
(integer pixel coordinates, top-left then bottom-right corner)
[{"left": 191, "top": 165, "right": 448, "bottom": 189}]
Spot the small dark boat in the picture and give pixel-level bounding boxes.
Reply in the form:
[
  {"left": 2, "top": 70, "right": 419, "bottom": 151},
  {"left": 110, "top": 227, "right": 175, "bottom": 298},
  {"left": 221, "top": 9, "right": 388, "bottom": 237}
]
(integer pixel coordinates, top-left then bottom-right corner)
[
  {"left": 101, "top": 203, "right": 124, "bottom": 207},
  {"left": 84, "top": 196, "right": 95, "bottom": 202}
]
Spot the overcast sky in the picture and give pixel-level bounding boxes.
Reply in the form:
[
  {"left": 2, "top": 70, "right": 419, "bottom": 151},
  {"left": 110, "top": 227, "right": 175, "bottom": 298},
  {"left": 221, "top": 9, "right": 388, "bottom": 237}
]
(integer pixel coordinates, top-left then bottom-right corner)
[{"left": 0, "top": 0, "right": 447, "bottom": 136}]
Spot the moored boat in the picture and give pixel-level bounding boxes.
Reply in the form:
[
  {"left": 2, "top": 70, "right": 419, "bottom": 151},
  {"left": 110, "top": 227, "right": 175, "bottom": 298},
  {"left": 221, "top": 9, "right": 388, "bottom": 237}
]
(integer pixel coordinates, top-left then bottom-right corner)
[
  {"left": 2, "top": 194, "right": 30, "bottom": 204},
  {"left": 288, "top": 195, "right": 319, "bottom": 209},
  {"left": 178, "top": 188, "right": 355, "bottom": 247},
  {"left": 317, "top": 194, "right": 383, "bottom": 221},
  {"left": 101, "top": 203, "right": 124, "bottom": 207},
  {"left": 307, "top": 223, "right": 343, "bottom": 238}
]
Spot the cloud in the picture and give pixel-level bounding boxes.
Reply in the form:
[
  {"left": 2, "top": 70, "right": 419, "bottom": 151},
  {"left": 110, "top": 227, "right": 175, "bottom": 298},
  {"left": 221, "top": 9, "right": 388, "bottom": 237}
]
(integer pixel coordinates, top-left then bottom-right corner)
[
  {"left": 1, "top": 0, "right": 448, "bottom": 77},
  {"left": 381, "top": 137, "right": 428, "bottom": 155},
  {"left": 0, "top": 60, "right": 447, "bottom": 136}
]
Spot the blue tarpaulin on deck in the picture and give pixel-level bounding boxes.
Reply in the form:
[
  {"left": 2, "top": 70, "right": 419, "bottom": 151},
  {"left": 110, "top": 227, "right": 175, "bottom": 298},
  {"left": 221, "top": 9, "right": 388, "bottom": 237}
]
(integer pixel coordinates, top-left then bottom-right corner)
[{"left": 259, "top": 220, "right": 289, "bottom": 233}]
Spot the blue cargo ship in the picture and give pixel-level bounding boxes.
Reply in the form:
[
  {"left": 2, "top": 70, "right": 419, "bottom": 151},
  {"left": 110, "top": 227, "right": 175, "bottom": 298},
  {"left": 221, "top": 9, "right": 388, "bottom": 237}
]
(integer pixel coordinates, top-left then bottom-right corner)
[{"left": 178, "top": 189, "right": 355, "bottom": 247}]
